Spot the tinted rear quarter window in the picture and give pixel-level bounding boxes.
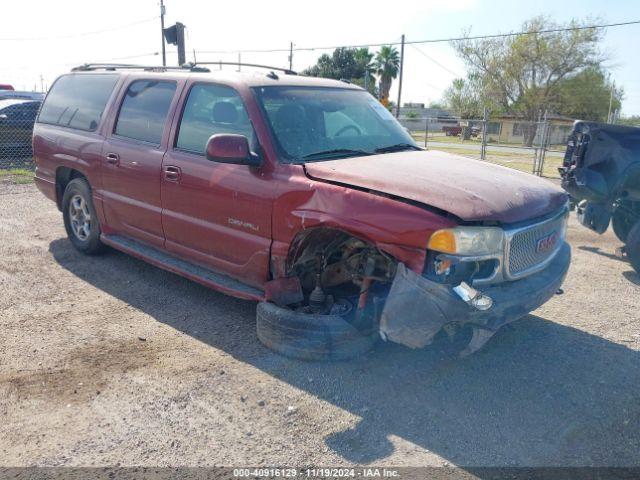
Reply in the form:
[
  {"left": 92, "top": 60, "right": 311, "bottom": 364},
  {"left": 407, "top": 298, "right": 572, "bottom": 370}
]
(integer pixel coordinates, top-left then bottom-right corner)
[
  {"left": 38, "top": 74, "right": 118, "bottom": 131},
  {"left": 114, "top": 80, "right": 176, "bottom": 145}
]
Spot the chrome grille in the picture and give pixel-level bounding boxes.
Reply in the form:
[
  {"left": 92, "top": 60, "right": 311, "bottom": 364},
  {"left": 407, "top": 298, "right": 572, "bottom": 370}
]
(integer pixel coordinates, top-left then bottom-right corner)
[{"left": 506, "top": 210, "right": 567, "bottom": 279}]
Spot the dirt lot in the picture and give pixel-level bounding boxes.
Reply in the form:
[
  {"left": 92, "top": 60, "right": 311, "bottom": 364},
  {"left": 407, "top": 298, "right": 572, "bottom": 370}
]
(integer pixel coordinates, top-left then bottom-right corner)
[{"left": 1, "top": 180, "right": 639, "bottom": 468}]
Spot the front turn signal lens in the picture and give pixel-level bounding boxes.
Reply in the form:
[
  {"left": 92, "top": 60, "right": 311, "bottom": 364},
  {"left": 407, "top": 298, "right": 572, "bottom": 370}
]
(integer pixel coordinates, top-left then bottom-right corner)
[
  {"left": 428, "top": 227, "right": 505, "bottom": 256},
  {"left": 428, "top": 230, "right": 457, "bottom": 254}
]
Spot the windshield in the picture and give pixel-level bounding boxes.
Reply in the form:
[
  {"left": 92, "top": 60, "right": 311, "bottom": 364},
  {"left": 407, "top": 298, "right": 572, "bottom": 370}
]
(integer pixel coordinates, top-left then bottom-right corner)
[{"left": 254, "top": 86, "right": 418, "bottom": 162}]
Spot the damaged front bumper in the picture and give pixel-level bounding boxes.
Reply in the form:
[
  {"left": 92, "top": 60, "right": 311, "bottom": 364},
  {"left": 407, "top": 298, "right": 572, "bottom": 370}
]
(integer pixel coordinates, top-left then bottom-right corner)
[{"left": 380, "top": 242, "right": 571, "bottom": 355}]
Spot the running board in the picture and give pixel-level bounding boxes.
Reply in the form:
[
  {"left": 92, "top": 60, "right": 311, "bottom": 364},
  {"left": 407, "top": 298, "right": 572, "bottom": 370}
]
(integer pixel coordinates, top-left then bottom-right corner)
[{"left": 101, "top": 234, "right": 264, "bottom": 301}]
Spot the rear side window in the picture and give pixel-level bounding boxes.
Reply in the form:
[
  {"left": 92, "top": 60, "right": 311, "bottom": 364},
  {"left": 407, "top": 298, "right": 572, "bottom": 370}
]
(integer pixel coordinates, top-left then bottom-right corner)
[
  {"left": 38, "top": 74, "right": 118, "bottom": 131},
  {"left": 114, "top": 80, "right": 176, "bottom": 144},
  {"left": 176, "top": 83, "right": 256, "bottom": 155}
]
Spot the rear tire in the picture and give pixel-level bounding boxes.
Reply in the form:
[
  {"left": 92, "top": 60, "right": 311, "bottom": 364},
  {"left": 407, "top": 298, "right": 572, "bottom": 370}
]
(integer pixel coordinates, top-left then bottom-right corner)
[
  {"left": 627, "top": 220, "right": 640, "bottom": 274},
  {"left": 612, "top": 209, "right": 635, "bottom": 243},
  {"left": 256, "top": 301, "right": 378, "bottom": 361},
  {"left": 62, "top": 178, "right": 106, "bottom": 255}
]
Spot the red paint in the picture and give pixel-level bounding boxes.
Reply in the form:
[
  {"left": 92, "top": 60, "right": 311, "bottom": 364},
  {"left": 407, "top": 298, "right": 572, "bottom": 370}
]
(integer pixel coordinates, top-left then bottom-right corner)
[
  {"left": 305, "top": 151, "right": 567, "bottom": 223},
  {"left": 206, "top": 134, "right": 250, "bottom": 163},
  {"left": 33, "top": 70, "right": 561, "bottom": 299}
]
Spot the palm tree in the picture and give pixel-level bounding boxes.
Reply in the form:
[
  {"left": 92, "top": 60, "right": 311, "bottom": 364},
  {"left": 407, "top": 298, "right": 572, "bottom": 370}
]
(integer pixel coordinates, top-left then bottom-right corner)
[
  {"left": 354, "top": 47, "right": 375, "bottom": 91},
  {"left": 375, "top": 46, "right": 400, "bottom": 102}
]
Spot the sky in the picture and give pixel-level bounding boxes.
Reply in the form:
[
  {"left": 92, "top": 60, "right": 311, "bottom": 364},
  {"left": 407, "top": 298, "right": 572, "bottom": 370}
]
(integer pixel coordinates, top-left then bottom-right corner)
[{"left": 2, "top": 0, "right": 640, "bottom": 115}]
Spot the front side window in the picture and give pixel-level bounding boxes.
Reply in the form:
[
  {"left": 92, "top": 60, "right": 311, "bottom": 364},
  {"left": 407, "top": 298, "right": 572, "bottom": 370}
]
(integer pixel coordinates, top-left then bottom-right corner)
[
  {"left": 176, "top": 83, "right": 256, "bottom": 155},
  {"left": 254, "top": 86, "right": 417, "bottom": 162},
  {"left": 38, "top": 74, "right": 118, "bottom": 131},
  {"left": 114, "top": 80, "right": 176, "bottom": 144}
]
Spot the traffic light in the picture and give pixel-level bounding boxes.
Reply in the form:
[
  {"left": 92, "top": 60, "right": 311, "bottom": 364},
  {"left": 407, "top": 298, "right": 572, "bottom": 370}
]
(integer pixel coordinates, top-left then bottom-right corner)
[{"left": 163, "top": 22, "right": 186, "bottom": 66}]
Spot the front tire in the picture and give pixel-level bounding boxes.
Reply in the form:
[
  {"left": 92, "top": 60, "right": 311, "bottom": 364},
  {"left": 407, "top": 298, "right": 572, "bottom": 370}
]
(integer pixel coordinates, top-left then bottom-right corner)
[
  {"left": 256, "top": 302, "right": 378, "bottom": 361},
  {"left": 62, "top": 178, "right": 106, "bottom": 255}
]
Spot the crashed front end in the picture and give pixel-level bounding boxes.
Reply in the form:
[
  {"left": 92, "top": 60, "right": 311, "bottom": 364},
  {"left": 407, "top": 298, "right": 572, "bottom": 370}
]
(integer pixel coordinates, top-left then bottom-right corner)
[{"left": 380, "top": 207, "right": 571, "bottom": 355}]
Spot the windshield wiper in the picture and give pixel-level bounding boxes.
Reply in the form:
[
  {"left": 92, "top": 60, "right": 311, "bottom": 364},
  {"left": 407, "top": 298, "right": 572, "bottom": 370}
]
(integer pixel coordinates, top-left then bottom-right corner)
[
  {"left": 300, "top": 148, "right": 372, "bottom": 161},
  {"left": 374, "top": 143, "right": 422, "bottom": 153}
]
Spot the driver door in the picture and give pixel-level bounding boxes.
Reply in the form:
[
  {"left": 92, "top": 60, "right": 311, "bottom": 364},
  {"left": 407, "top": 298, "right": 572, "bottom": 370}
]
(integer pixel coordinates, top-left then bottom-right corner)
[{"left": 160, "top": 82, "right": 272, "bottom": 288}]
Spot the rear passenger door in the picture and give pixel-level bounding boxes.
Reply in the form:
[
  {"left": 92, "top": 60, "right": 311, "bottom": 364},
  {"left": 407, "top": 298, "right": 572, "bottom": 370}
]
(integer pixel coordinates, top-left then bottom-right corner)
[
  {"left": 160, "top": 82, "right": 272, "bottom": 288},
  {"left": 101, "top": 78, "right": 179, "bottom": 248}
]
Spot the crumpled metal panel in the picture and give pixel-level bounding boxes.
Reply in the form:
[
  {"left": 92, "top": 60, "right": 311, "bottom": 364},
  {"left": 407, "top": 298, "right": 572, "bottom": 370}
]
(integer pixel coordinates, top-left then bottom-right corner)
[
  {"left": 380, "top": 243, "right": 571, "bottom": 354},
  {"left": 380, "top": 263, "right": 471, "bottom": 349},
  {"left": 305, "top": 150, "right": 568, "bottom": 223}
]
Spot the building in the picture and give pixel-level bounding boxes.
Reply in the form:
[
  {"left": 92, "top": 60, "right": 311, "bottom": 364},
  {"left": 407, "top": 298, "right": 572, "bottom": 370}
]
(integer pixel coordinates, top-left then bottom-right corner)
[
  {"left": 487, "top": 113, "right": 574, "bottom": 146},
  {"left": 397, "top": 104, "right": 458, "bottom": 132}
]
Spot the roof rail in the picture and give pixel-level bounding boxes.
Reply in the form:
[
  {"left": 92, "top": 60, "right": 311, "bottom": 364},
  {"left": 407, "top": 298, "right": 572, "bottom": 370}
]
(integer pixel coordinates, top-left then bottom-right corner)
[
  {"left": 192, "top": 61, "right": 297, "bottom": 75},
  {"left": 71, "top": 61, "right": 297, "bottom": 76},
  {"left": 71, "top": 63, "right": 211, "bottom": 73}
]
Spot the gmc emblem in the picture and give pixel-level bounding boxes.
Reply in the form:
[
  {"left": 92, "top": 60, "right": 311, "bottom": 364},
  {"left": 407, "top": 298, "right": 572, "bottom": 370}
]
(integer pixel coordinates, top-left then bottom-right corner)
[{"left": 536, "top": 231, "right": 559, "bottom": 253}]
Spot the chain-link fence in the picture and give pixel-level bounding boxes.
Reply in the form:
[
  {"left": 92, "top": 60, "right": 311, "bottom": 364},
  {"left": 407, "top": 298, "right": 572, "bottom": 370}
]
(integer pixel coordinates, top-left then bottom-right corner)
[
  {"left": 0, "top": 98, "right": 41, "bottom": 170},
  {"left": 400, "top": 114, "right": 570, "bottom": 179}
]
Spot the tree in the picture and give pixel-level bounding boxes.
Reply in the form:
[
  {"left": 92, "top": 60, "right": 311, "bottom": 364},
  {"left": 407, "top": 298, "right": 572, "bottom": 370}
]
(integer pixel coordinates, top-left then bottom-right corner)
[
  {"left": 353, "top": 47, "right": 376, "bottom": 93},
  {"left": 374, "top": 46, "right": 400, "bottom": 104},
  {"left": 428, "top": 100, "right": 446, "bottom": 110},
  {"left": 452, "top": 15, "right": 607, "bottom": 145},
  {"left": 443, "top": 75, "right": 490, "bottom": 118},
  {"left": 557, "top": 66, "right": 623, "bottom": 121},
  {"left": 303, "top": 47, "right": 376, "bottom": 94}
]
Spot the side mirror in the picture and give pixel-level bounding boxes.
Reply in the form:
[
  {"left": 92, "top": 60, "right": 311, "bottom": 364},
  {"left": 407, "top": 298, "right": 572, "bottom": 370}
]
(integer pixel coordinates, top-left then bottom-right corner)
[{"left": 205, "top": 134, "right": 261, "bottom": 167}]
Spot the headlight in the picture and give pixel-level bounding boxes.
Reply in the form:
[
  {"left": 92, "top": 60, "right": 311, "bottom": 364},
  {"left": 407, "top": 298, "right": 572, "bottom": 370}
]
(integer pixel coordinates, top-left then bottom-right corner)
[{"left": 428, "top": 227, "right": 505, "bottom": 256}]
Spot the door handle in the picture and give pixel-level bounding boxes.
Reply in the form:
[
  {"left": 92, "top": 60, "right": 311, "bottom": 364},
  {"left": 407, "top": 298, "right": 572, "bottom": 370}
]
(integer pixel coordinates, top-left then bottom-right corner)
[
  {"left": 105, "top": 152, "right": 120, "bottom": 165},
  {"left": 164, "top": 165, "right": 181, "bottom": 181}
]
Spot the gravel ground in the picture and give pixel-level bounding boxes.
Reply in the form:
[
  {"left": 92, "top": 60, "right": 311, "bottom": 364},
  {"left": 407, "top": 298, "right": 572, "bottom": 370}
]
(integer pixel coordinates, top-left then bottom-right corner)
[{"left": 1, "top": 181, "right": 639, "bottom": 468}]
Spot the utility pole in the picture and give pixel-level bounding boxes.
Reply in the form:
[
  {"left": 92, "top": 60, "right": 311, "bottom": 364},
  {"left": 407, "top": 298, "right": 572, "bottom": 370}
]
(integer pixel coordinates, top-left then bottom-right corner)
[
  {"left": 288, "top": 41, "right": 293, "bottom": 71},
  {"left": 607, "top": 80, "right": 615, "bottom": 123},
  {"left": 480, "top": 107, "right": 488, "bottom": 161},
  {"left": 395, "top": 34, "right": 405, "bottom": 118},
  {"left": 39, "top": 74, "right": 44, "bottom": 93},
  {"left": 160, "top": 0, "right": 166, "bottom": 66}
]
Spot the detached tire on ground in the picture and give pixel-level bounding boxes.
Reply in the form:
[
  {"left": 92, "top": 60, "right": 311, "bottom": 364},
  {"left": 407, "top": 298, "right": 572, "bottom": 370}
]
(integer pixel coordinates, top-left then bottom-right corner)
[
  {"left": 256, "top": 302, "right": 378, "bottom": 361},
  {"left": 626, "top": 220, "right": 640, "bottom": 274}
]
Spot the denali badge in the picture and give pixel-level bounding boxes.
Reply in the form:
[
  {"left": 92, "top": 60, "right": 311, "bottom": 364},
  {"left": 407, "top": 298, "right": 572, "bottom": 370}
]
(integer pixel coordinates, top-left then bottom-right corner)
[{"left": 536, "top": 231, "right": 559, "bottom": 253}]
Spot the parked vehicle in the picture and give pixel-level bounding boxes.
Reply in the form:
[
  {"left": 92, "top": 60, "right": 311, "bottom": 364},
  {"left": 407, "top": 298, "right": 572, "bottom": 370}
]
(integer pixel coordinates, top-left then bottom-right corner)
[
  {"left": 442, "top": 125, "right": 480, "bottom": 137},
  {"left": 560, "top": 121, "right": 640, "bottom": 273},
  {"left": 0, "top": 98, "right": 41, "bottom": 158},
  {"left": 0, "top": 91, "right": 45, "bottom": 101},
  {"left": 33, "top": 65, "right": 570, "bottom": 360},
  {"left": 442, "top": 125, "right": 462, "bottom": 136},
  {"left": 0, "top": 84, "right": 14, "bottom": 91}
]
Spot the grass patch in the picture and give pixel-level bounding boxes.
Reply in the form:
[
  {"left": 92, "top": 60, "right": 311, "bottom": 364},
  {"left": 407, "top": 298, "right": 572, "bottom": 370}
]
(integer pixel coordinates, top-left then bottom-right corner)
[
  {"left": 0, "top": 168, "right": 34, "bottom": 184},
  {"left": 426, "top": 147, "right": 562, "bottom": 179}
]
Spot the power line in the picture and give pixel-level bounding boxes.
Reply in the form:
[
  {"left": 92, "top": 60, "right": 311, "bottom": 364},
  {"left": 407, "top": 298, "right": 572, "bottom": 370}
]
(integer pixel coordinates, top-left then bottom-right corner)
[
  {"left": 409, "top": 44, "right": 462, "bottom": 78},
  {"left": 0, "top": 16, "right": 157, "bottom": 41},
  {"left": 194, "top": 19, "right": 640, "bottom": 55}
]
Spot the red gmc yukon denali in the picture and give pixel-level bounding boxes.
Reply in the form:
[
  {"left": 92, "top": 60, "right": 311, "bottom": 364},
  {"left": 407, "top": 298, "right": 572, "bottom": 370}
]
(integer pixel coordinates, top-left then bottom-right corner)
[{"left": 33, "top": 64, "right": 571, "bottom": 360}]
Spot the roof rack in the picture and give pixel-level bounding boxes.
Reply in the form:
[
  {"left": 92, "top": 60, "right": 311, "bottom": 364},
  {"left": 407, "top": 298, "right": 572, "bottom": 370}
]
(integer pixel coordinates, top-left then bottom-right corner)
[
  {"left": 191, "top": 61, "right": 297, "bottom": 75},
  {"left": 71, "top": 61, "right": 297, "bottom": 77},
  {"left": 71, "top": 63, "right": 211, "bottom": 73}
]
